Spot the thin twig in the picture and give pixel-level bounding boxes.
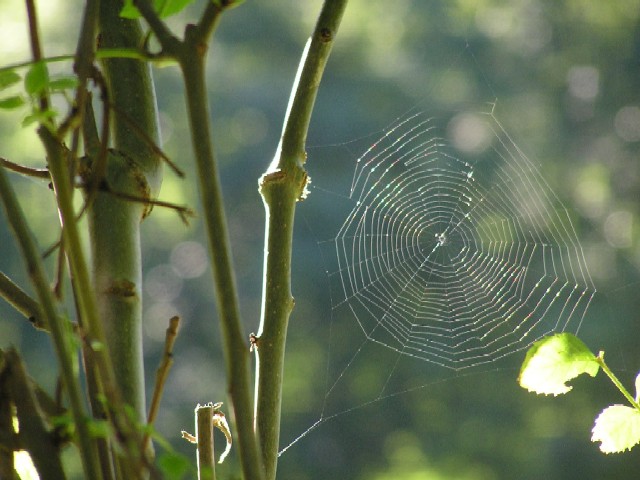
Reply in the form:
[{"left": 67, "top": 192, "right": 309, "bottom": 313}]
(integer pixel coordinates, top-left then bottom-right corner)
[
  {"left": 0, "top": 271, "right": 45, "bottom": 329},
  {"left": 108, "top": 101, "right": 184, "bottom": 177},
  {"left": 0, "top": 157, "right": 50, "bottom": 179},
  {"left": 133, "top": 0, "right": 181, "bottom": 53},
  {"left": 53, "top": 241, "right": 66, "bottom": 300},
  {"left": 143, "top": 315, "right": 180, "bottom": 451},
  {"left": 0, "top": 164, "right": 102, "bottom": 480},
  {"left": 41, "top": 179, "right": 194, "bottom": 261},
  {"left": 193, "top": 2, "right": 224, "bottom": 42},
  {"left": 23, "top": 3, "right": 104, "bottom": 477},
  {"left": 80, "top": 75, "right": 111, "bottom": 216},
  {"left": 25, "top": 0, "right": 49, "bottom": 113},
  {"left": 101, "top": 183, "right": 195, "bottom": 224}
]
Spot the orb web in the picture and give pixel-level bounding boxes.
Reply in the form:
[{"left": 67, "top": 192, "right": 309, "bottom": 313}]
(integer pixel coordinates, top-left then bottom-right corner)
[{"left": 330, "top": 107, "right": 596, "bottom": 370}]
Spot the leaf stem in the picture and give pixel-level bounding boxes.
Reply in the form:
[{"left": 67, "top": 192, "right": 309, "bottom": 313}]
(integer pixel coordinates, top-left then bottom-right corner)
[
  {"left": 0, "top": 157, "right": 50, "bottom": 179},
  {"left": 596, "top": 352, "right": 640, "bottom": 411}
]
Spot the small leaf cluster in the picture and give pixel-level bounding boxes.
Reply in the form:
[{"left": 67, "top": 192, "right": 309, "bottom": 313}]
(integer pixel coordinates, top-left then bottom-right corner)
[
  {"left": 0, "top": 62, "right": 78, "bottom": 127},
  {"left": 519, "top": 333, "right": 640, "bottom": 454}
]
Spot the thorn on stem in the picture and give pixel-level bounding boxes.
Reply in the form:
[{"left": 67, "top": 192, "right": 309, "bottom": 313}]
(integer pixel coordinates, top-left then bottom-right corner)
[{"left": 249, "top": 333, "right": 259, "bottom": 352}]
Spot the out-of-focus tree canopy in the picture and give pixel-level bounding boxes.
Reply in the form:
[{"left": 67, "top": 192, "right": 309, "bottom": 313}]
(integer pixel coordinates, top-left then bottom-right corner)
[{"left": 0, "top": 1, "right": 639, "bottom": 478}]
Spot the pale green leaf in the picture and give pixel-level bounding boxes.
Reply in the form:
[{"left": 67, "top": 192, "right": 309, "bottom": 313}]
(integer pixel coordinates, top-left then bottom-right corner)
[
  {"left": 48, "top": 77, "right": 79, "bottom": 92},
  {"left": 0, "top": 95, "right": 25, "bottom": 109},
  {"left": 592, "top": 405, "right": 640, "bottom": 453},
  {"left": 518, "top": 333, "right": 599, "bottom": 395},
  {"left": 24, "top": 62, "right": 49, "bottom": 96},
  {"left": 635, "top": 372, "right": 640, "bottom": 403},
  {"left": 22, "top": 108, "right": 57, "bottom": 127},
  {"left": 0, "top": 70, "right": 21, "bottom": 90},
  {"left": 120, "top": 0, "right": 195, "bottom": 19}
]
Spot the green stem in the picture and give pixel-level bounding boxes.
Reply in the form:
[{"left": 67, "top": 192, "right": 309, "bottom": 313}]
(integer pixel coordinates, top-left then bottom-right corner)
[
  {"left": 596, "top": 352, "right": 640, "bottom": 410},
  {"left": 133, "top": 1, "right": 264, "bottom": 477},
  {"left": 0, "top": 271, "right": 43, "bottom": 329},
  {"left": 196, "top": 404, "right": 216, "bottom": 480},
  {"left": 0, "top": 167, "right": 102, "bottom": 480},
  {"left": 40, "top": 128, "right": 147, "bottom": 476},
  {"left": 96, "top": 0, "right": 163, "bottom": 421},
  {"left": 255, "top": 2, "right": 348, "bottom": 478},
  {"left": 179, "top": 42, "right": 264, "bottom": 480}
]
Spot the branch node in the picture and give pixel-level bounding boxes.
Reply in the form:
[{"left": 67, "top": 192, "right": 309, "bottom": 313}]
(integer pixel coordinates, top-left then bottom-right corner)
[{"left": 319, "top": 27, "right": 333, "bottom": 42}]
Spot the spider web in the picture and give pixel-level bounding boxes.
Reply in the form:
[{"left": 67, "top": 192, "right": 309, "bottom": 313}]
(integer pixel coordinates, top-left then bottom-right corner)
[
  {"left": 329, "top": 105, "right": 595, "bottom": 370},
  {"left": 279, "top": 103, "right": 596, "bottom": 456}
]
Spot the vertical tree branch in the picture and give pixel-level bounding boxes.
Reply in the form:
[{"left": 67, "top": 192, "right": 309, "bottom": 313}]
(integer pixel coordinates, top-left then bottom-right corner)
[
  {"left": 133, "top": 1, "right": 265, "bottom": 476},
  {"left": 96, "top": 0, "right": 163, "bottom": 421},
  {"left": 255, "top": 1, "right": 348, "bottom": 479},
  {"left": 178, "top": 39, "right": 264, "bottom": 480}
]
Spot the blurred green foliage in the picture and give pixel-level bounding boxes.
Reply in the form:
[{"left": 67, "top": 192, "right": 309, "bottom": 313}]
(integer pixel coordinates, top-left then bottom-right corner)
[{"left": 0, "top": 0, "right": 639, "bottom": 478}]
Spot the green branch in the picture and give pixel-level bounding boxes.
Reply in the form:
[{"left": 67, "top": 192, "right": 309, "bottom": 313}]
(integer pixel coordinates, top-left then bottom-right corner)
[
  {"left": 0, "top": 167, "right": 101, "bottom": 480},
  {"left": 179, "top": 41, "right": 264, "bottom": 480},
  {"left": 96, "top": 0, "right": 163, "bottom": 423},
  {"left": 0, "top": 271, "right": 44, "bottom": 329},
  {"left": 133, "top": 1, "right": 264, "bottom": 478},
  {"left": 255, "top": 1, "right": 348, "bottom": 479}
]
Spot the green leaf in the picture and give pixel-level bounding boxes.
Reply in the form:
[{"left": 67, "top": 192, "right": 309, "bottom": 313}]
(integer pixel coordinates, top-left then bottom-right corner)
[
  {"left": 24, "top": 62, "right": 49, "bottom": 96},
  {"left": 119, "top": 0, "right": 140, "bottom": 19},
  {"left": 0, "top": 95, "right": 25, "bottom": 109},
  {"left": 22, "top": 108, "right": 57, "bottom": 127},
  {"left": 120, "top": 0, "right": 196, "bottom": 19},
  {"left": 0, "top": 70, "right": 21, "bottom": 90},
  {"left": 48, "top": 77, "right": 79, "bottom": 92},
  {"left": 518, "top": 333, "right": 599, "bottom": 395},
  {"left": 592, "top": 405, "right": 640, "bottom": 453}
]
